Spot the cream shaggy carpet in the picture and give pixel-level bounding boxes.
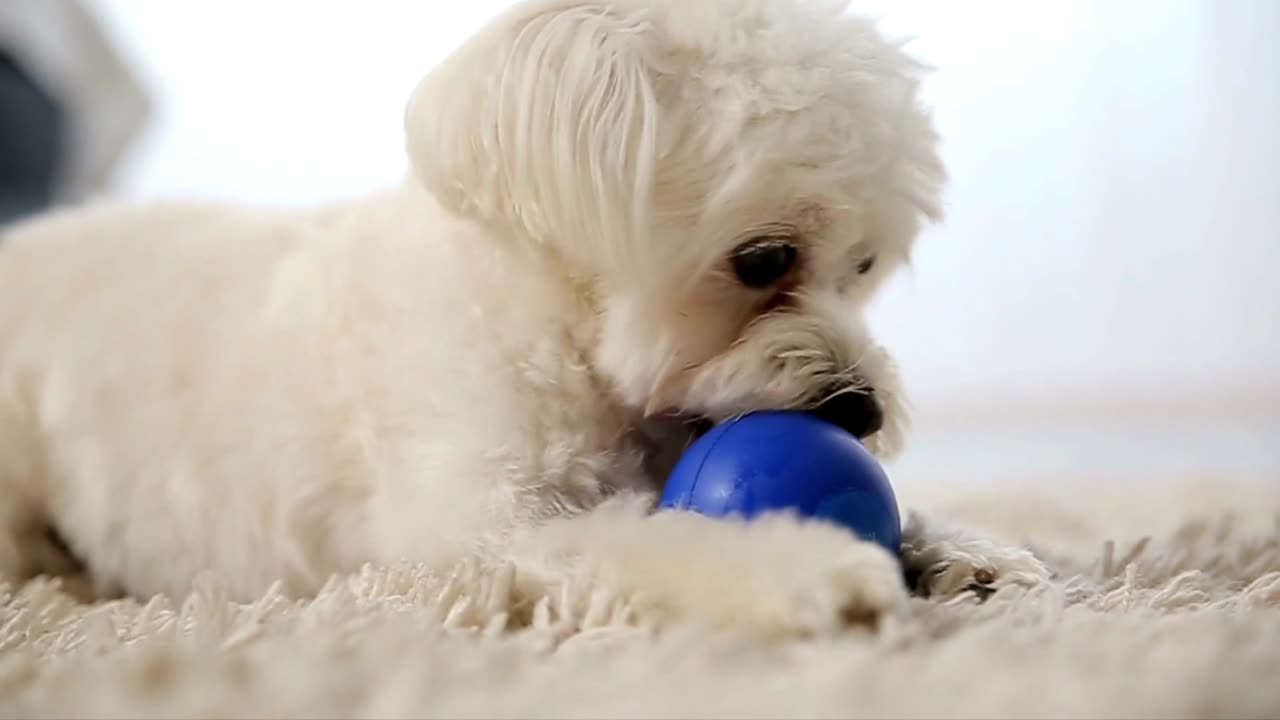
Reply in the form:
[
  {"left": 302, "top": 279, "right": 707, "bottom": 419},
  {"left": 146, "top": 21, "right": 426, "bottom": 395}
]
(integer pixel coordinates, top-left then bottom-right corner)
[{"left": 1, "top": 476, "right": 1277, "bottom": 719}]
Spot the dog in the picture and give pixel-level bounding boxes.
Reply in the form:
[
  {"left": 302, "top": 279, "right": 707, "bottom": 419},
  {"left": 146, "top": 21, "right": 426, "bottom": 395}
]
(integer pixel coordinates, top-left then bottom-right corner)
[{"left": 0, "top": 0, "right": 1049, "bottom": 634}]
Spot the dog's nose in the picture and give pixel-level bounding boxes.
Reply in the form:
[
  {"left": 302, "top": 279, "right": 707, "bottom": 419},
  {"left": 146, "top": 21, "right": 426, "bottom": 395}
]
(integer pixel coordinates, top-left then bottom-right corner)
[{"left": 810, "top": 385, "right": 883, "bottom": 440}]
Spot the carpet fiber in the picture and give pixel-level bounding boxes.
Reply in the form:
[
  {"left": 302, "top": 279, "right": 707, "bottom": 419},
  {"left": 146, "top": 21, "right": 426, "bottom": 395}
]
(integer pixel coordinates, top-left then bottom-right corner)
[{"left": 2, "top": 476, "right": 1278, "bottom": 719}]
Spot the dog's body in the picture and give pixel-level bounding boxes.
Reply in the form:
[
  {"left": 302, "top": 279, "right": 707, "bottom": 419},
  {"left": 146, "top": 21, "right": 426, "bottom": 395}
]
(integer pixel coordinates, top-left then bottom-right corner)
[{"left": 0, "top": 0, "right": 1048, "bottom": 633}]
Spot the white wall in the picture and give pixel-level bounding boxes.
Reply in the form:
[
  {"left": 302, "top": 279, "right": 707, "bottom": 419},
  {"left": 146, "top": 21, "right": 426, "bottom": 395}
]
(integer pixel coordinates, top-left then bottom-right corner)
[
  {"left": 863, "top": 0, "right": 1280, "bottom": 413},
  {"left": 91, "top": 0, "right": 507, "bottom": 205},
  {"left": 91, "top": 0, "right": 1280, "bottom": 421}
]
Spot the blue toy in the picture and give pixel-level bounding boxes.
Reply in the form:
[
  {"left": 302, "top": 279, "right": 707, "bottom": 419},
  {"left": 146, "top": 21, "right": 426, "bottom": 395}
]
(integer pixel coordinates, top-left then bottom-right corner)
[{"left": 658, "top": 411, "right": 902, "bottom": 554}]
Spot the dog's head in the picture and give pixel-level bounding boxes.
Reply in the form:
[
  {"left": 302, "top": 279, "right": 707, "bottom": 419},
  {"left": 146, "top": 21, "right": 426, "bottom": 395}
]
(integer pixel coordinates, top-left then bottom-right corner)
[{"left": 406, "top": 0, "right": 945, "bottom": 457}]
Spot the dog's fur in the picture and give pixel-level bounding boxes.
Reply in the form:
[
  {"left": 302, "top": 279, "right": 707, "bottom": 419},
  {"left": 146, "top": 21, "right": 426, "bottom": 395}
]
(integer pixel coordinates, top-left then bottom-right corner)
[{"left": 0, "top": 0, "right": 1049, "bottom": 634}]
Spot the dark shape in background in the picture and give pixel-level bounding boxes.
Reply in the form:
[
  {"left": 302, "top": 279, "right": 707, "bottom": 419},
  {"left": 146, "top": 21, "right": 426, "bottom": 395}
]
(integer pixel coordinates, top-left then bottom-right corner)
[
  {"left": 0, "top": 50, "right": 65, "bottom": 225},
  {"left": 0, "top": 0, "right": 150, "bottom": 229}
]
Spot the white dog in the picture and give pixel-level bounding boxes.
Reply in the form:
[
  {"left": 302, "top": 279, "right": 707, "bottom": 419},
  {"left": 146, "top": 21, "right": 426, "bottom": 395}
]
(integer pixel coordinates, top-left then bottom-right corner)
[{"left": 0, "top": 0, "right": 1048, "bottom": 634}]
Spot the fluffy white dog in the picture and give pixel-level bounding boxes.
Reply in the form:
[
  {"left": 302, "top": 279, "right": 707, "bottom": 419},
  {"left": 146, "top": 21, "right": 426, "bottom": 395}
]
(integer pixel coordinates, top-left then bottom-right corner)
[{"left": 0, "top": 0, "right": 1049, "bottom": 634}]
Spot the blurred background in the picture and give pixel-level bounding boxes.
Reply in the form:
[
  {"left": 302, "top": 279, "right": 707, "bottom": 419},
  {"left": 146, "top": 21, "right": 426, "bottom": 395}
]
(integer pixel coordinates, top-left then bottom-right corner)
[{"left": 2, "top": 0, "right": 1277, "bottom": 488}]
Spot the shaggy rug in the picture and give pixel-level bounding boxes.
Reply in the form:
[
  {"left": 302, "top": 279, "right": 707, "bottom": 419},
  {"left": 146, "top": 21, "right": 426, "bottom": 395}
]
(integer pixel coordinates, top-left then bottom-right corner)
[{"left": 1, "top": 475, "right": 1277, "bottom": 719}]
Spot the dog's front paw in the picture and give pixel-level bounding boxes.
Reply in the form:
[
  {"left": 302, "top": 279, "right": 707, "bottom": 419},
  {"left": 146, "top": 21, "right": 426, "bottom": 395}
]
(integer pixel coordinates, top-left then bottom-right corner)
[
  {"left": 637, "top": 510, "right": 910, "bottom": 636},
  {"left": 513, "top": 497, "right": 910, "bottom": 638},
  {"left": 900, "top": 510, "right": 1052, "bottom": 600},
  {"left": 778, "top": 531, "right": 910, "bottom": 633}
]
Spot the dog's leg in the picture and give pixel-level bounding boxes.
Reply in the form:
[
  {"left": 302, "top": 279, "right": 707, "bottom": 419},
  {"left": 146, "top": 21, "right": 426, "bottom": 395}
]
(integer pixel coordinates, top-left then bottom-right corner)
[
  {"left": 0, "top": 520, "right": 103, "bottom": 602},
  {"left": 0, "top": 471, "right": 100, "bottom": 600},
  {"left": 899, "top": 508, "right": 1052, "bottom": 599},
  {"left": 499, "top": 493, "right": 909, "bottom": 636},
  {"left": 0, "top": 383, "right": 35, "bottom": 593},
  {"left": 0, "top": 376, "right": 99, "bottom": 601},
  {"left": 0, "top": 507, "right": 27, "bottom": 591},
  {"left": 0, "top": 479, "right": 103, "bottom": 602}
]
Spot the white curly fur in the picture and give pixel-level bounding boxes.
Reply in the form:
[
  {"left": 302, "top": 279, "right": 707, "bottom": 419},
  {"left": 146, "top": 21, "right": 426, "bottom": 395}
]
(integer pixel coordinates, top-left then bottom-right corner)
[{"left": 0, "top": 0, "right": 1048, "bottom": 632}]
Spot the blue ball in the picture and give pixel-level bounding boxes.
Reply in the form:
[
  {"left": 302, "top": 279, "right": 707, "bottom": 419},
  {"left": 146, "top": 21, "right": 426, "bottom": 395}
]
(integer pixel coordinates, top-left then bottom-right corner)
[{"left": 658, "top": 411, "right": 902, "bottom": 554}]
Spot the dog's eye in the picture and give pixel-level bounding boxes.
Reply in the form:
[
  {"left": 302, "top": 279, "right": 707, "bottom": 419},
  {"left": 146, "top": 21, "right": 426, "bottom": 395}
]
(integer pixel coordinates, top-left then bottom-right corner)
[
  {"left": 856, "top": 255, "right": 876, "bottom": 275},
  {"left": 731, "top": 238, "right": 798, "bottom": 289}
]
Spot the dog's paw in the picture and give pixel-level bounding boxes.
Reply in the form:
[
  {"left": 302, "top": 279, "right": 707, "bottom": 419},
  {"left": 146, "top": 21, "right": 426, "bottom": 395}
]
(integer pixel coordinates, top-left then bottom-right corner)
[
  {"left": 900, "top": 509, "right": 1052, "bottom": 600},
  {"left": 634, "top": 510, "right": 910, "bottom": 636},
  {"left": 777, "top": 533, "right": 910, "bottom": 633},
  {"left": 514, "top": 497, "right": 910, "bottom": 637}
]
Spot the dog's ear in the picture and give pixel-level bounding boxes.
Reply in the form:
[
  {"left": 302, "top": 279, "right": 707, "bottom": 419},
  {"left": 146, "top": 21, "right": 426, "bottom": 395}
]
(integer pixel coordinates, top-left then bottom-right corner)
[{"left": 406, "top": 1, "right": 658, "bottom": 264}]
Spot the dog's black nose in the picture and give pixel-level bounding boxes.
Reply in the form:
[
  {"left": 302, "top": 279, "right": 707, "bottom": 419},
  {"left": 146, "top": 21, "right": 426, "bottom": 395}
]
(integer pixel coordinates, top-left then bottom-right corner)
[{"left": 810, "top": 385, "right": 883, "bottom": 440}]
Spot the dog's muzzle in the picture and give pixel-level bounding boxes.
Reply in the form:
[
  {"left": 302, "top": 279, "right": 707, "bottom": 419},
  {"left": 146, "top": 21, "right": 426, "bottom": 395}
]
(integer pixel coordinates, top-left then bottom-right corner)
[{"left": 809, "top": 383, "right": 883, "bottom": 440}]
